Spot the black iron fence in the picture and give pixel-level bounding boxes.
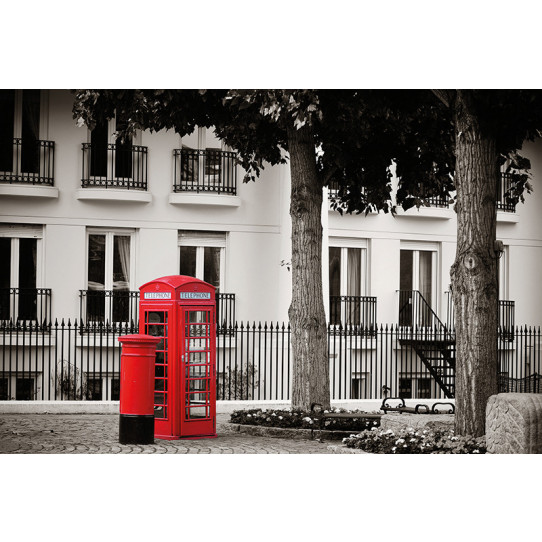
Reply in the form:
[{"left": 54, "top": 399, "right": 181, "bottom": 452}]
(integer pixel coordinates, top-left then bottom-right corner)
[
  {"left": 1, "top": 319, "right": 540, "bottom": 402},
  {"left": 0, "top": 138, "right": 55, "bottom": 185},
  {"left": 173, "top": 148, "right": 237, "bottom": 194},
  {"left": 0, "top": 288, "right": 52, "bottom": 326},
  {"left": 81, "top": 143, "right": 148, "bottom": 189}
]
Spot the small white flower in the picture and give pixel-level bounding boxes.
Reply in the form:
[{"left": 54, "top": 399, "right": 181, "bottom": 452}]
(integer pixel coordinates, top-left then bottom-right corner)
[
  {"left": 473, "top": 449, "right": 480, "bottom": 454},
  {"left": 392, "top": 447, "right": 397, "bottom": 453},
  {"left": 302, "top": 417, "right": 311, "bottom": 422},
  {"left": 247, "top": 414, "right": 252, "bottom": 417},
  {"left": 278, "top": 416, "right": 283, "bottom": 420}
]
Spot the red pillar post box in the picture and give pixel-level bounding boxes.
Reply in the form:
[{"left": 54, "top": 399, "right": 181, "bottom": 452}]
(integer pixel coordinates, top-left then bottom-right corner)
[
  {"left": 139, "top": 275, "right": 217, "bottom": 440},
  {"left": 118, "top": 334, "right": 161, "bottom": 445}
]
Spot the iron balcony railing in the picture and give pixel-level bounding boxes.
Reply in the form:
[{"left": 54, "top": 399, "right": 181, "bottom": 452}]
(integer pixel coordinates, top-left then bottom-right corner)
[
  {"left": 497, "top": 173, "right": 517, "bottom": 212},
  {"left": 0, "top": 288, "right": 51, "bottom": 325},
  {"left": 81, "top": 143, "right": 148, "bottom": 190},
  {"left": 445, "top": 290, "right": 515, "bottom": 340},
  {"left": 173, "top": 148, "right": 237, "bottom": 194},
  {"left": 79, "top": 289, "right": 236, "bottom": 328},
  {"left": 329, "top": 295, "right": 377, "bottom": 329},
  {"left": 398, "top": 290, "right": 449, "bottom": 333},
  {"left": 0, "top": 138, "right": 55, "bottom": 185},
  {"left": 79, "top": 290, "right": 140, "bottom": 324}
]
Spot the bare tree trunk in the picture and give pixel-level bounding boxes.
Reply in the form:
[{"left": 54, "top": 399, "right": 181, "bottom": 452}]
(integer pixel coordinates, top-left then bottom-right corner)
[
  {"left": 451, "top": 91, "right": 499, "bottom": 437},
  {"left": 287, "top": 123, "right": 330, "bottom": 410}
]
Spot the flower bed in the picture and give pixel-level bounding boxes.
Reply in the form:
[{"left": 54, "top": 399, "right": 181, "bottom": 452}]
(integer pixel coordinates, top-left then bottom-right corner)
[
  {"left": 230, "top": 408, "right": 380, "bottom": 432},
  {"left": 343, "top": 427, "right": 486, "bottom": 454}
]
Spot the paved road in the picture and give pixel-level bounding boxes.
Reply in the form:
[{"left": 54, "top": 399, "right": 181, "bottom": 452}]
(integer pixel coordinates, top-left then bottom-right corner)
[{"left": 0, "top": 414, "right": 334, "bottom": 454}]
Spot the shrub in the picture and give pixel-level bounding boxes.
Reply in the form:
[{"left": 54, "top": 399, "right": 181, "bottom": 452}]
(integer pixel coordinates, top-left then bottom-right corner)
[
  {"left": 343, "top": 427, "right": 486, "bottom": 454},
  {"left": 230, "top": 408, "right": 380, "bottom": 432}
]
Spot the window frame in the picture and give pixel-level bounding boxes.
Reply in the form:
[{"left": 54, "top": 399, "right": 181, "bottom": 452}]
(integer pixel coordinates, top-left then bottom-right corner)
[
  {"left": 86, "top": 114, "right": 142, "bottom": 182},
  {"left": 399, "top": 241, "right": 439, "bottom": 314},
  {"left": 178, "top": 231, "right": 226, "bottom": 291},
  {"left": 84, "top": 228, "right": 136, "bottom": 323},
  {"left": 0, "top": 90, "right": 49, "bottom": 178},
  {"left": 0, "top": 224, "right": 44, "bottom": 322}
]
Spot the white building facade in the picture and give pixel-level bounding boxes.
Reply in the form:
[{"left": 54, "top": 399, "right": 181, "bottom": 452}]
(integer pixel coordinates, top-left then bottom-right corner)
[{"left": 1, "top": 89, "right": 541, "bottom": 402}]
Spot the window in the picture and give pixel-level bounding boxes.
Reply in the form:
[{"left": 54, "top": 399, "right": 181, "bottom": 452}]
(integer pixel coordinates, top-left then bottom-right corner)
[
  {"left": 86, "top": 374, "right": 120, "bottom": 401},
  {"left": 174, "top": 127, "right": 237, "bottom": 194},
  {"left": 0, "top": 375, "right": 38, "bottom": 400},
  {"left": 328, "top": 239, "right": 372, "bottom": 325},
  {"left": 399, "top": 242, "right": 438, "bottom": 326},
  {"left": 0, "top": 90, "right": 53, "bottom": 185},
  {"left": 351, "top": 372, "right": 370, "bottom": 399},
  {"left": 0, "top": 224, "right": 45, "bottom": 322},
  {"left": 82, "top": 114, "right": 147, "bottom": 189},
  {"left": 84, "top": 229, "right": 136, "bottom": 323},
  {"left": 178, "top": 231, "right": 226, "bottom": 291},
  {"left": 399, "top": 376, "right": 432, "bottom": 399}
]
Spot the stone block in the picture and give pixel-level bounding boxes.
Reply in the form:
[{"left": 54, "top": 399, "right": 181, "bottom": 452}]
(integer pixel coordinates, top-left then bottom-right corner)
[{"left": 486, "top": 393, "right": 542, "bottom": 454}]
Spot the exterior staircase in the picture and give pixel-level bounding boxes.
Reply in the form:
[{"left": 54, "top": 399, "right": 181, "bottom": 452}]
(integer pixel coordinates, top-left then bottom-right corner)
[{"left": 398, "top": 290, "right": 456, "bottom": 398}]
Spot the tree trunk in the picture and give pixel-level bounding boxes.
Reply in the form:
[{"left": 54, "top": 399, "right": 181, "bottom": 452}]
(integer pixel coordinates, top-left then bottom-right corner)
[
  {"left": 287, "top": 123, "right": 330, "bottom": 410},
  {"left": 451, "top": 91, "right": 499, "bottom": 437}
]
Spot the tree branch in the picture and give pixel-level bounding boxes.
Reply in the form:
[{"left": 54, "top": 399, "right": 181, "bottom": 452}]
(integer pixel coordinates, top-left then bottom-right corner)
[{"left": 431, "top": 89, "right": 454, "bottom": 108}]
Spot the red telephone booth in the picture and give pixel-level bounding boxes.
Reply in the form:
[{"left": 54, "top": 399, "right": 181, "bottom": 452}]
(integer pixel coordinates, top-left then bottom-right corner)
[{"left": 139, "top": 275, "right": 217, "bottom": 440}]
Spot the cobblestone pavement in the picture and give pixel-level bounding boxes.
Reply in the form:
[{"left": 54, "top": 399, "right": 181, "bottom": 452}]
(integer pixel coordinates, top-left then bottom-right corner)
[{"left": 0, "top": 414, "right": 334, "bottom": 454}]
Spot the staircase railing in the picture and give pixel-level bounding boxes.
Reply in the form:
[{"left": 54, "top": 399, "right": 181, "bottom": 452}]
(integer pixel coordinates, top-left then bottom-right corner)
[{"left": 397, "top": 290, "right": 452, "bottom": 340}]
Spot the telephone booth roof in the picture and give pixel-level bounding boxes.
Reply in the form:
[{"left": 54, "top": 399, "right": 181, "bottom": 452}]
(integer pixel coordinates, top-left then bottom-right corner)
[{"left": 139, "top": 275, "right": 216, "bottom": 292}]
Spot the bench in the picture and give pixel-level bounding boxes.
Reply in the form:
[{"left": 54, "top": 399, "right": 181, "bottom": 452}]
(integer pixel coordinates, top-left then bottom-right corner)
[{"left": 380, "top": 397, "right": 455, "bottom": 414}]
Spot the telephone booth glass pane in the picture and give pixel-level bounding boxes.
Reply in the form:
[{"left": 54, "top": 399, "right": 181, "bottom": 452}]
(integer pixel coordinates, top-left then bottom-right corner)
[
  {"left": 184, "top": 308, "right": 212, "bottom": 420},
  {"left": 145, "top": 311, "right": 169, "bottom": 420}
]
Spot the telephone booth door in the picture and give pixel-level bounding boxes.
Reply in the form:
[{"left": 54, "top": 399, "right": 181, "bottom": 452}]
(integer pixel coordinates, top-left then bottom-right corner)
[{"left": 180, "top": 306, "right": 216, "bottom": 438}]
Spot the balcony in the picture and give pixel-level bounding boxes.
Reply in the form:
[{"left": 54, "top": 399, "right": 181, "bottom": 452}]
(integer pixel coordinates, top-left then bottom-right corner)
[
  {"left": 445, "top": 290, "right": 515, "bottom": 339},
  {"left": 173, "top": 148, "right": 237, "bottom": 195},
  {"left": 216, "top": 293, "right": 236, "bottom": 329},
  {"left": 79, "top": 290, "right": 236, "bottom": 328},
  {"left": 0, "top": 288, "right": 52, "bottom": 326},
  {"left": 0, "top": 138, "right": 55, "bottom": 185},
  {"left": 329, "top": 295, "right": 377, "bottom": 329},
  {"left": 81, "top": 143, "right": 148, "bottom": 190},
  {"left": 79, "top": 289, "right": 140, "bottom": 325},
  {"left": 497, "top": 173, "right": 517, "bottom": 212}
]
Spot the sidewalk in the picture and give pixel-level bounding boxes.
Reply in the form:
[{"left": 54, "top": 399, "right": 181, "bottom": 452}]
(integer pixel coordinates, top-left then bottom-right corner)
[{"left": 0, "top": 413, "right": 336, "bottom": 454}]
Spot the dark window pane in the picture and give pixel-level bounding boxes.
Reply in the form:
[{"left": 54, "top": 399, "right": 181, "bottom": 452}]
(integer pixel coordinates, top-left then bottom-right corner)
[
  {"left": 0, "top": 90, "right": 15, "bottom": 171},
  {"left": 87, "top": 378, "right": 102, "bottom": 400},
  {"left": 21, "top": 90, "right": 40, "bottom": 174},
  {"left": 16, "top": 378, "right": 34, "bottom": 400},
  {"left": 111, "top": 378, "right": 120, "bottom": 401},
  {"left": 418, "top": 378, "right": 432, "bottom": 399},
  {"left": 180, "top": 246, "right": 197, "bottom": 277},
  {"left": 0, "top": 238, "right": 10, "bottom": 319},
  {"left": 115, "top": 116, "right": 132, "bottom": 178},
  {"left": 0, "top": 377, "right": 8, "bottom": 400},
  {"left": 398, "top": 378, "right": 412, "bottom": 399},
  {"left": 329, "top": 247, "right": 341, "bottom": 325},
  {"left": 203, "top": 247, "right": 220, "bottom": 288},
  {"left": 88, "top": 235, "right": 105, "bottom": 288},
  {"left": 18, "top": 238, "right": 37, "bottom": 320},
  {"left": 87, "top": 235, "right": 105, "bottom": 321},
  {"left": 90, "top": 120, "right": 108, "bottom": 177}
]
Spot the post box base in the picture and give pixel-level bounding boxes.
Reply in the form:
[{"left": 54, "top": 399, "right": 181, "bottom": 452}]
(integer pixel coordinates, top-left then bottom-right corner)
[{"left": 119, "top": 414, "right": 155, "bottom": 445}]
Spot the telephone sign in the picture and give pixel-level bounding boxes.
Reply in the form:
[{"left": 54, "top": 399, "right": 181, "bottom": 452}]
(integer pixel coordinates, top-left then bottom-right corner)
[{"left": 138, "top": 275, "right": 217, "bottom": 440}]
